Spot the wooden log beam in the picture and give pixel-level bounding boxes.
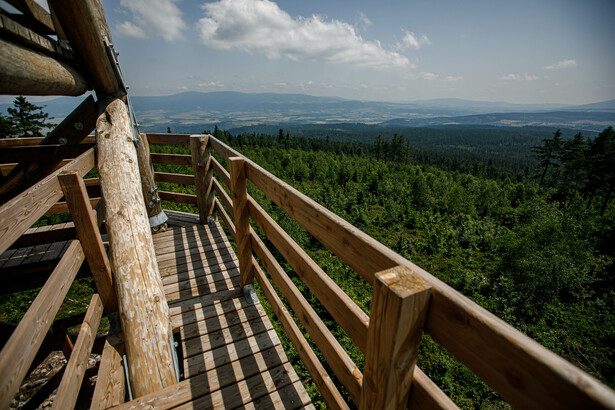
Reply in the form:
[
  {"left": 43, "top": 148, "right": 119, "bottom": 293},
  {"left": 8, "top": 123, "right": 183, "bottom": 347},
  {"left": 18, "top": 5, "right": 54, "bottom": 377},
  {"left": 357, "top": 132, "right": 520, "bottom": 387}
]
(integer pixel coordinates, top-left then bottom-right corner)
[
  {"left": 0, "top": 95, "right": 97, "bottom": 204},
  {"left": 0, "top": 240, "right": 84, "bottom": 409},
  {"left": 360, "top": 266, "right": 431, "bottom": 410},
  {"left": 52, "top": 293, "right": 104, "bottom": 410},
  {"left": 0, "top": 135, "right": 96, "bottom": 148},
  {"left": 47, "top": 0, "right": 121, "bottom": 97},
  {"left": 96, "top": 98, "right": 176, "bottom": 397},
  {"left": 136, "top": 133, "right": 166, "bottom": 229},
  {"left": 0, "top": 38, "right": 89, "bottom": 96},
  {"left": 59, "top": 172, "right": 118, "bottom": 313},
  {"left": 91, "top": 334, "right": 126, "bottom": 409},
  {"left": 229, "top": 157, "right": 253, "bottom": 287},
  {"left": 190, "top": 135, "right": 215, "bottom": 223}
]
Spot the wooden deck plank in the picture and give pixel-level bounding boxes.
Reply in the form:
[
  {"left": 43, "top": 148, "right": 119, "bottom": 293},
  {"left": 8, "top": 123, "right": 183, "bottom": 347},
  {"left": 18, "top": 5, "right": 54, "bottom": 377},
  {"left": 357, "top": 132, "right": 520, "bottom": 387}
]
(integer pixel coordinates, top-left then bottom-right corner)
[
  {"left": 176, "top": 363, "right": 300, "bottom": 410},
  {"left": 115, "top": 221, "right": 313, "bottom": 409}
]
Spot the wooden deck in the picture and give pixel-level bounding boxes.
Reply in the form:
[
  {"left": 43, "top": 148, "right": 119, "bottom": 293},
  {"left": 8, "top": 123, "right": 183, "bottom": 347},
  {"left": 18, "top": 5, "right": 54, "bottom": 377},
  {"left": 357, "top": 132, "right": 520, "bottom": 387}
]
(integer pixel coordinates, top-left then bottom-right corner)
[{"left": 115, "top": 212, "right": 313, "bottom": 408}]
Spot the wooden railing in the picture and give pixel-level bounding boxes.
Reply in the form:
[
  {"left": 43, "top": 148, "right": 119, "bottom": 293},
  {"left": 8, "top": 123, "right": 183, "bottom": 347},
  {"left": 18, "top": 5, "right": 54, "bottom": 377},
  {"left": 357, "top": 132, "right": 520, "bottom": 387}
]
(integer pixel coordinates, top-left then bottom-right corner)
[
  {"left": 147, "top": 133, "right": 615, "bottom": 409},
  {"left": 0, "top": 148, "right": 122, "bottom": 409}
]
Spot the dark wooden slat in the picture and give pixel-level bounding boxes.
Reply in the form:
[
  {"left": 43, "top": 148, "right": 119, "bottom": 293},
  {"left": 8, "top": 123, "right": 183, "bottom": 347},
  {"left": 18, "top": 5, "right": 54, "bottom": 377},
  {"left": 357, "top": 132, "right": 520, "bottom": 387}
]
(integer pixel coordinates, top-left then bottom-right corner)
[
  {"left": 0, "top": 148, "right": 95, "bottom": 254},
  {"left": 145, "top": 133, "right": 191, "bottom": 145},
  {"left": 150, "top": 153, "right": 192, "bottom": 166},
  {"left": 0, "top": 240, "right": 84, "bottom": 409},
  {"left": 0, "top": 14, "right": 71, "bottom": 59},
  {"left": 154, "top": 172, "right": 195, "bottom": 185},
  {"left": 0, "top": 96, "right": 97, "bottom": 203},
  {"left": 0, "top": 144, "right": 94, "bottom": 163},
  {"left": 158, "top": 190, "right": 197, "bottom": 205},
  {"left": 4, "top": 0, "right": 55, "bottom": 34},
  {"left": 52, "top": 293, "right": 104, "bottom": 409}
]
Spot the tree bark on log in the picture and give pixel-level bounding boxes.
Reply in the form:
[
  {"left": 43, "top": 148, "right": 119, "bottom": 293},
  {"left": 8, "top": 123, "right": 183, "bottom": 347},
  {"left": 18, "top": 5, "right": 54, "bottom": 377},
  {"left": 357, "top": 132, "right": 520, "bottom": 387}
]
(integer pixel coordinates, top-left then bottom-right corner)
[{"left": 96, "top": 98, "right": 176, "bottom": 397}]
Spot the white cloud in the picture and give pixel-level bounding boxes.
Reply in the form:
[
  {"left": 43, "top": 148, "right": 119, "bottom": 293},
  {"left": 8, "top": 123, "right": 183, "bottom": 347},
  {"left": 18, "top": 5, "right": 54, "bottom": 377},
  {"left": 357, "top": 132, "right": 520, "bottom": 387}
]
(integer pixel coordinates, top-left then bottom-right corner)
[
  {"left": 398, "top": 30, "right": 431, "bottom": 50},
  {"left": 418, "top": 72, "right": 438, "bottom": 80},
  {"left": 444, "top": 75, "right": 463, "bottom": 82},
  {"left": 197, "top": 0, "right": 413, "bottom": 70},
  {"left": 499, "top": 73, "right": 539, "bottom": 81},
  {"left": 544, "top": 59, "right": 577, "bottom": 70},
  {"left": 198, "top": 81, "right": 225, "bottom": 88},
  {"left": 116, "top": 0, "right": 185, "bottom": 41}
]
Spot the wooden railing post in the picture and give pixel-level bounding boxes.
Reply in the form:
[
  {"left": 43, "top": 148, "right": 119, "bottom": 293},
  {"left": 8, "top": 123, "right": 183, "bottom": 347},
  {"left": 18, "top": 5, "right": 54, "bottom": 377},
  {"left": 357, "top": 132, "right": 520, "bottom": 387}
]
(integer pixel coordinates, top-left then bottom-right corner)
[
  {"left": 58, "top": 171, "right": 118, "bottom": 313},
  {"left": 136, "top": 133, "right": 167, "bottom": 231},
  {"left": 229, "top": 157, "right": 254, "bottom": 292},
  {"left": 360, "top": 266, "right": 431, "bottom": 410},
  {"left": 191, "top": 135, "right": 215, "bottom": 223}
]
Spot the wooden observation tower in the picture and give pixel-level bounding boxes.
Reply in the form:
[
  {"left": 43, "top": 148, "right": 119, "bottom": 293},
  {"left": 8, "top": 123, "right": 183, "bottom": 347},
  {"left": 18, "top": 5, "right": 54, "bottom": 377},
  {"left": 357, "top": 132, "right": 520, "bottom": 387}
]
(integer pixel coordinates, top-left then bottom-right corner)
[{"left": 0, "top": 1, "right": 614, "bottom": 409}]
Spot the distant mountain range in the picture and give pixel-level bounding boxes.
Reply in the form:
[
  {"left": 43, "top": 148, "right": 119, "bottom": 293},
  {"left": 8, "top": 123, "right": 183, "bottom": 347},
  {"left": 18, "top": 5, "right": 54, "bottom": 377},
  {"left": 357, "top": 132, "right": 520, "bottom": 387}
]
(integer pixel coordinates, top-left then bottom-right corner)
[{"left": 2, "top": 91, "right": 614, "bottom": 132}]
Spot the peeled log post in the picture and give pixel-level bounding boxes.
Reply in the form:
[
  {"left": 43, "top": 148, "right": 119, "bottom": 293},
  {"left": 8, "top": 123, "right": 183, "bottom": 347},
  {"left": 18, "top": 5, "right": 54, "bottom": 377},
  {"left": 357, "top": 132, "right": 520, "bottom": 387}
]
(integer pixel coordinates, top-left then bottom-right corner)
[
  {"left": 136, "top": 133, "right": 167, "bottom": 230},
  {"left": 96, "top": 99, "right": 176, "bottom": 397},
  {"left": 0, "top": 38, "right": 89, "bottom": 96}
]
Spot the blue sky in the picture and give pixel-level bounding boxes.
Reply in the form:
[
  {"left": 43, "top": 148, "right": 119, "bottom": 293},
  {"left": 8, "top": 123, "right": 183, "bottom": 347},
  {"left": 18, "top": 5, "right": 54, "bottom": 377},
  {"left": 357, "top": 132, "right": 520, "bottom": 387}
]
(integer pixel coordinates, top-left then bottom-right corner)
[{"left": 17, "top": 0, "right": 615, "bottom": 104}]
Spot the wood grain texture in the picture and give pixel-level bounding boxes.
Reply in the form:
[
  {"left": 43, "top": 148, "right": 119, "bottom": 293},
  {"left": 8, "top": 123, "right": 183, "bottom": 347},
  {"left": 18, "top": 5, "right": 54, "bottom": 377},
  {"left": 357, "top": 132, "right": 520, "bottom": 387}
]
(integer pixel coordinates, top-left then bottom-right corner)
[
  {"left": 248, "top": 196, "right": 369, "bottom": 353},
  {"left": 145, "top": 133, "right": 191, "bottom": 145},
  {"left": 409, "top": 367, "right": 458, "bottom": 410},
  {"left": 58, "top": 171, "right": 118, "bottom": 312},
  {"left": 96, "top": 98, "right": 176, "bottom": 397},
  {"left": 0, "top": 240, "right": 84, "bottom": 409},
  {"left": 253, "top": 261, "right": 349, "bottom": 410},
  {"left": 158, "top": 191, "right": 197, "bottom": 205},
  {"left": 0, "top": 38, "right": 88, "bottom": 96},
  {"left": 211, "top": 157, "right": 230, "bottom": 189},
  {"left": 0, "top": 148, "right": 94, "bottom": 255},
  {"left": 136, "top": 133, "right": 164, "bottom": 221},
  {"left": 190, "top": 135, "right": 214, "bottom": 222},
  {"left": 4, "top": 0, "right": 55, "bottom": 34},
  {"left": 251, "top": 229, "right": 362, "bottom": 404},
  {"left": 150, "top": 153, "right": 192, "bottom": 166},
  {"left": 52, "top": 293, "right": 104, "bottom": 410},
  {"left": 208, "top": 136, "right": 615, "bottom": 410},
  {"left": 91, "top": 334, "right": 126, "bottom": 409},
  {"left": 154, "top": 172, "right": 195, "bottom": 185},
  {"left": 229, "top": 157, "right": 253, "bottom": 287},
  {"left": 360, "top": 266, "right": 431, "bottom": 410},
  {"left": 47, "top": 0, "right": 119, "bottom": 96}
]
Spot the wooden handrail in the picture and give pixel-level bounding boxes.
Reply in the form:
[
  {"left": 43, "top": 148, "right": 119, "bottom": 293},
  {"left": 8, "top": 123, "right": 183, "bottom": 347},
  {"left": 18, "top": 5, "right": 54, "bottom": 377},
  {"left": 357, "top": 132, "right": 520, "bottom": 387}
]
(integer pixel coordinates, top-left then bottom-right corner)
[
  {"left": 150, "top": 135, "right": 615, "bottom": 408},
  {"left": 150, "top": 153, "right": 192, "bottom": 166},
  {"left": 249, "top": 228, "right": 363, "bottom": 403}
]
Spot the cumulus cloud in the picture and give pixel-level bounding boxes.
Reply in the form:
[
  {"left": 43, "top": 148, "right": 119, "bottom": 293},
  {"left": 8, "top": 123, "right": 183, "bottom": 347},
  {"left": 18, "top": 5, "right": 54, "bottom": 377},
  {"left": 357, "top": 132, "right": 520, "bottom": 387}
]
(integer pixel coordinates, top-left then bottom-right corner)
[
  {"left": 544, "top": 59, "right": 577, "bottom": 70},
  {"left": 398, "top": 31, "right": 431, "bottom": 50},
  {"left": 199, "top": 81, "right": 225, "bottom": 88},
  {"left": 499, "top": 73, "right": 539, "bottom": 81},
  {"left": 197, "top": 0, "right": 413, "bottom": 70},
  {"left": 116, "top": 0, "right": 185, "bottom": 41}
]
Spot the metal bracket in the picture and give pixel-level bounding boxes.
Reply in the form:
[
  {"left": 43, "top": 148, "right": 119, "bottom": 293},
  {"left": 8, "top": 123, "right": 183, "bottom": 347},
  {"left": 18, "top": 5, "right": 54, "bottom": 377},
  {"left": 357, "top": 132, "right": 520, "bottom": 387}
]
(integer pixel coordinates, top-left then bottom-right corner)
[
  {"left": 170, "top": 336, "right": 181, "bottom": 383},
  {"left": 104, "top": 37, "right": 140, "bottom": 148},
  {"left": 122, "top": 355, "right": 134, "bottom": 401},
  {"left": 207, "top": 215, "right": 217, "bottom": 228},
  {"left": 243, "top": 284, "right": 258, "bottom": 304},
  {"left": 148, "top": 210, "right": 168, "bottom": 228}
]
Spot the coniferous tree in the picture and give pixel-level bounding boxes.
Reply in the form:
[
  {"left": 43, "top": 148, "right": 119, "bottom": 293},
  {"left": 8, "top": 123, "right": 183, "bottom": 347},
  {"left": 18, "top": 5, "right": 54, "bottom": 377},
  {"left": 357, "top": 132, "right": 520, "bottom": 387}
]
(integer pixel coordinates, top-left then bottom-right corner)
[
  {"left": 531, "top": 129, "right": 562, "bottom": 187},
  {"left": 1, "top": 96, "right": 52, "bottom": 138}
]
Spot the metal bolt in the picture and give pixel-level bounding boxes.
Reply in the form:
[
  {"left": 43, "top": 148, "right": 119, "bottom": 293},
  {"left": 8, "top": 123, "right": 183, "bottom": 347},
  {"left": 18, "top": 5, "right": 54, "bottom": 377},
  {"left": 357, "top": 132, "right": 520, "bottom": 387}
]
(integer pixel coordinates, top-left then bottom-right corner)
[
  {"left": 74, "top": 122, "right": 84, "bottom": 131},
  {"left": 58, "top": 137, "right": 68, "bottom": 145}
]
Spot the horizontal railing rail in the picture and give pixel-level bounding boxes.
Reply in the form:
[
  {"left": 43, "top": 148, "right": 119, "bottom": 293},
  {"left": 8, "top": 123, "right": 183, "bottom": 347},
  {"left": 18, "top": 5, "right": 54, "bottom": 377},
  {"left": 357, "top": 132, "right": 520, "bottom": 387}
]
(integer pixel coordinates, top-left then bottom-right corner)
[
  {"left": 0, "top": 151, "right": 120, "bottom": 409},
  {"left": 146, "top": 133, "right": 615, "bottom": 409}
]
